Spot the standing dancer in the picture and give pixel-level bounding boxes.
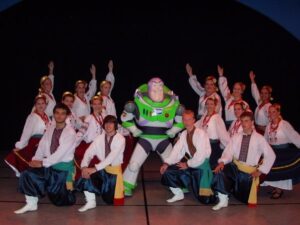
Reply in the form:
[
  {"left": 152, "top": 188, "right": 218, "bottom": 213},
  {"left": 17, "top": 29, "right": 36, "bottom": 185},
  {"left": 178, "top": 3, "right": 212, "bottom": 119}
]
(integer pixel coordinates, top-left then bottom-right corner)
[
  {"left": 35, "top": 61, "right": 56, "bottom": 117},
  {"left": 218, "top": 65, "right": 249, "bottom": 127},
  {"left": 228, "top": 102, "right": 247, "bottom": 137},
  {"left": 262, "top": 104, "right": 300, "bottom": 199},
  {"left": 98, "top": 60, "right": 117, "bottom": 117},
  {"left": 195, "top": 97, "right": 230, "bottom": 168},
  {"left": 61, "top": 91, "right": 83, "bottom": 130},
  {"left": 249, "top": 70, "right": 272, "bottom": 134},
  {"left": 186, "top": 63, "right": 222, "bottom": 119},
  {"left": 73, "top": 64, "right": 97, "bottom": 120},
  {"left": 74, "top": 95, "right": 106, "bottom": 179}
]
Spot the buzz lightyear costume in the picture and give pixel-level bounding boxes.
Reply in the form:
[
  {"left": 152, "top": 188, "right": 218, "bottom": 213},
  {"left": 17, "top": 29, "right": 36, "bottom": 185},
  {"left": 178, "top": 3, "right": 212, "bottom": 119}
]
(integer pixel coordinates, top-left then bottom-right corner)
[{"left": 121, "top": 78, "right": 184, "bottom": 196}]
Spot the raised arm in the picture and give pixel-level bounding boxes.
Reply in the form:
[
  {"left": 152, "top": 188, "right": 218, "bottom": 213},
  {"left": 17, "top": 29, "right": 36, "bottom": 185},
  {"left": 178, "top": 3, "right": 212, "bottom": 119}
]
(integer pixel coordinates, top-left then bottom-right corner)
[
  {"left": 105, "top": 60, "right": 115, "bottom": 95},
  {"left": 48, "top": 61, "right": 54, "bottom": 93},
  {"left": 86, "top": 64, "right": 97, "bottom": 100},
  {"left": 249, "top": 71, "right": 260, "bottom": 105},
  {"left": 186, "top": 63, "right": 205, "bottom": 96},
  {"left": 217, "top": 65, "right": 231, "bottom": 101}
]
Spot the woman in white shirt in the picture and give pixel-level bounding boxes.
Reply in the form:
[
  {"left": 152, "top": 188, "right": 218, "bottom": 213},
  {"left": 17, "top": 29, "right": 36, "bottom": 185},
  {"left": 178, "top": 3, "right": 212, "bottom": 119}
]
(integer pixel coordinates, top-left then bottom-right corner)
[
  {"left": 74, "top": 95, "right": 106, "bottom": 179},
  {"left": 5, "top": 95, "right": 50, "bottom": 176},
  {"left": 73, "top": 64, "right": 97, "bottom": 120},
  {"left": 61, "top": 91, "right": 83, "bottom": 130},
  {"left": 33, "top": 61, "right": 56, "bottom": 118},
  {"left": 262, "top": 103, "right": 300, "bottom": 199},
  {"left": 186, "top": 63, "right": 222, "bottom": 119},
  {"left": 217, "top": 65, "right": 249, "bottom": 127},
  {"left": 249, "top": 71, "right": 272, "bottom": 134},
  {"left": 98, "top": 60, "right": 117, "bottom": 117},
  {"left": 195, "top": 97, "right": 230, "bottom": 169},
  {"left": 228, "top": 102, "right": 247, "bottom": 137}
]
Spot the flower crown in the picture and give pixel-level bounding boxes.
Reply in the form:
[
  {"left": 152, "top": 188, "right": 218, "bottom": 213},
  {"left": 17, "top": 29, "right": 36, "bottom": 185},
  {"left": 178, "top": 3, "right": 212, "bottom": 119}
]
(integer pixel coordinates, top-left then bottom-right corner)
[{"left": 206, "top": 75, "right": 217, "bottom": 84}]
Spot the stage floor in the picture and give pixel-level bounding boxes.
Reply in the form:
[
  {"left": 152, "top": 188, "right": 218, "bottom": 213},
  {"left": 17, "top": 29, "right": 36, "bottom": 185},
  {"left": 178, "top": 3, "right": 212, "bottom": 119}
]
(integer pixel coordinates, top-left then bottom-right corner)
[{"left": 1, "top": 151, "right": 299, "bottom": 225}]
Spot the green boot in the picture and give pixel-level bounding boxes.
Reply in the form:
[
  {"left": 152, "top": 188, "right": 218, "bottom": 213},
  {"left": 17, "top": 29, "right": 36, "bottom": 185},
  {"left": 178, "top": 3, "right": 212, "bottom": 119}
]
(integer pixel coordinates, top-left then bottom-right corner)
[{"left": 124, "top": 181, "right": 136, "bottom": 197}]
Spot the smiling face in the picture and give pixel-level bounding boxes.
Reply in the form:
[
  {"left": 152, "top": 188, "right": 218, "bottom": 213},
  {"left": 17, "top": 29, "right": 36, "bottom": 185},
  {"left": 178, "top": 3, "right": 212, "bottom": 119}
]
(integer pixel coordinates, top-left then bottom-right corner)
[
  {"left": 91, "top": 98, "right": 103, "bottom": 114},
  {"left": 104, "top": 121, "right": 116, "bottom": 134},
  {"left": 100, "top": 82, "right": 111, "bottom": 96},
  {"left": 268, "top": 106, "right": 280, "bottom": 122},
  {"left": 260, "top": 87, "right": 271, "bottom": 102},
  {"left": 232, "top": 83, "right": 243, "bottom": 98},
  {"left": 62, "top": 96, "right": 74, "bottom": 109},
  {"left": 35, "top": 98, "right": 47, "bottom": 113},
  {"left": 76, "top": 83, "right": 86, "bottom": 96},
  {"left": 148, "top": 78, "right": 164, "bottom": 102},
  {"left": 205, "top": 98, "right": 216, "bottom": 114},
  {"left": 234, "top": 103, "right": 244, "bottom": 119},
  {"left": 41, "top": 78, "right": 52, "bottom": 93},
  {"left": 204, "top": 79, "right": 216, "bottom": 94}
]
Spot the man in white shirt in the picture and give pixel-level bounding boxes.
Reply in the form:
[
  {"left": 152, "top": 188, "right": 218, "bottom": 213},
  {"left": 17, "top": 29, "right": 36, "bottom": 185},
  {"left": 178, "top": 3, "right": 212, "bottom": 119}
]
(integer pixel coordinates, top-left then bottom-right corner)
[
  {"left": 14, "top": 103, "right": 77, "bottom": 214},
  {"left": 76, "top": 115, "right": 125, "bottom": 212},
  {"left": 160, "top": 110, "right": 215, "bottom": 204},
  {"left": 212, "top": 111, "right": 276, "bottom": 210}
]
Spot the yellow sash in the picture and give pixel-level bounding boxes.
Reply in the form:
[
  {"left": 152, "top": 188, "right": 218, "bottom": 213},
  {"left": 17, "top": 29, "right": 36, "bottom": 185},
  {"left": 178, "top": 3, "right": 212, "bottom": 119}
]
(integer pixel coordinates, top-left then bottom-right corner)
[
  {"left": 105, "top": 165, "right": 124, "bottom": 200},
  {"left": 233, "top": 159, "right": 259, "bottom": 205}
]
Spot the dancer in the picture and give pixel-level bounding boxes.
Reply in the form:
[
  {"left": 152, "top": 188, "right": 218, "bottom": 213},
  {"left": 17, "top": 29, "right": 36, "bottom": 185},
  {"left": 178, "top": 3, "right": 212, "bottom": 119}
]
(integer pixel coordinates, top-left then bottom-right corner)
[
  {"left": 262, "top": 104, "right": 300, "bottom": 199},
  {"left": 186, "top": 63, "right": 222, "bottom": 119},
  {"left": 212, "top": 111, "right": 275, "bottom": 210},
  {"left": 73, "top": 64, "right": 97, "bottom": 120},
  {"left": 218, "top": 65, "right": 249, "bottom": 127},
  {"left": 249, "top": 70, "right": 272, "bottom": 134},
  {"left": 35, "top": 61, "right": 56, "bottom": 117},
  {"left": 5, "top": 95, "right": 50, "bottom": 176},
  {"left": 74, "top": 95, "right": 106, "bottom": 179},
  {"left": 228, "top": 102, "right": 247, "bottom": 137},
  {"left": 195, "top": 97, "right": 230, "bottom": 168},
  {"left": 14, "top": 103, "right": 77, "bottom": 214},
  {"left": 76, "top": 115, "right": 125, "bottom": 211},
  {"left": 98, "top": 60, "right": 117, "bottom": 117},
  {"left": 160, "top": 110, "right": 215, "bottom": 204}
]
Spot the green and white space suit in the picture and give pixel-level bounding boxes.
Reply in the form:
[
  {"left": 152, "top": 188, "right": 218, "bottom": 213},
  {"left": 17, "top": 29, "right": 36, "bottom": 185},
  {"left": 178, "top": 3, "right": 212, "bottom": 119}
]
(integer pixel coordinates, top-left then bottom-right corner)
[{"left": 121, "top": 82, "right": 184, "bottom": 196}]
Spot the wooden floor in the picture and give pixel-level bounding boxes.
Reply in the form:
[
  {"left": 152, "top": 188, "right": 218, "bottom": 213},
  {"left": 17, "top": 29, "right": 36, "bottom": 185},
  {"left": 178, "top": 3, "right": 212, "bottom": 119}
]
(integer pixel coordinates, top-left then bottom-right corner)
[{"left": 1, "top": 151, "right": 300, "bottom": 225}]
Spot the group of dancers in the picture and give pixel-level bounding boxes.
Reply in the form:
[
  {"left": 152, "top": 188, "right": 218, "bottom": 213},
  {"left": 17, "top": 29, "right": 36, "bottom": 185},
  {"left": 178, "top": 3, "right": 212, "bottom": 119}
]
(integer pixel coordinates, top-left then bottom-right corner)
[{"left": 4, "top": 60, "right": 300, "bottom": 214}]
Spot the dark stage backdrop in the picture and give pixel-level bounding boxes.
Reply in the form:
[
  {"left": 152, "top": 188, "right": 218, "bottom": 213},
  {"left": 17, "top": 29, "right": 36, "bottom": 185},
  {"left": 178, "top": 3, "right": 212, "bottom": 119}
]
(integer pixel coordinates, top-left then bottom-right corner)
[{"left": 1, "top": 1, "right": 299, "bottom": 150}]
